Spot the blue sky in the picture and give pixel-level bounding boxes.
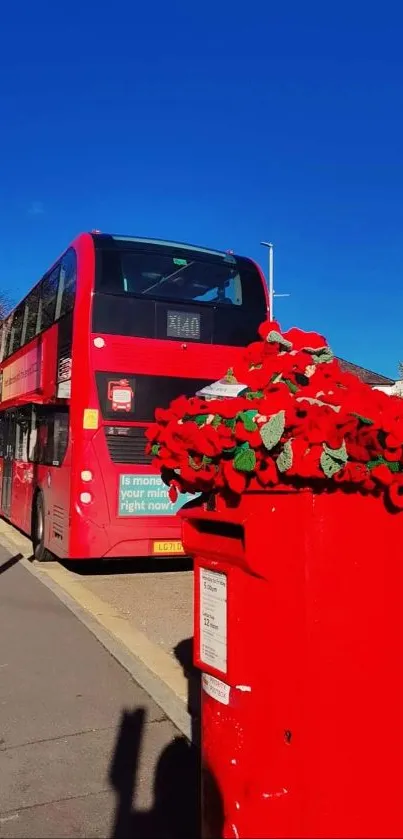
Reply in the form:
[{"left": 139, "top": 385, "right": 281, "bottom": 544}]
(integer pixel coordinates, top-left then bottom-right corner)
[{"left": 1, "top": 1, "right": 402, "bottom": 377}]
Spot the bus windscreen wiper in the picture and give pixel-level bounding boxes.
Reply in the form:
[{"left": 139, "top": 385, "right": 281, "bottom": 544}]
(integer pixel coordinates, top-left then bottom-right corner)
[{"left": 142, "top": 261, "right": 195, "bottom": 294}]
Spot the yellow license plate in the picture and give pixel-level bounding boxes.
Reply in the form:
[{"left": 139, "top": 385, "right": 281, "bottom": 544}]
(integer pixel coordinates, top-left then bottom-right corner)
[{"left": 153, "top": 540, "right": 185, "bottom": 555}]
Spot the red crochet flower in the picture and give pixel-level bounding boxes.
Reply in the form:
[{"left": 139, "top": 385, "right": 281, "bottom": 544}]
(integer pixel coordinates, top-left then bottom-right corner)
[
  {"left": 282, "top": 327, "right": 327, "bottom": 351},
  {"left": 255, "top": 457, "right": 278, "bottom": 486},
  {"left": 371, "top": 465, "right": 394, "bottom": 486},
  {"left": 388, "top": 477, "right": 403, "bottom": 510},
  {"left": 258, "top": 320, "right": 282, "bottom": 340},
  {"left": 151, "top": 317, "right": 403, "bottom": 510},
  {"left": 222, "top": 460, "right": 247, "bottom": 494}
]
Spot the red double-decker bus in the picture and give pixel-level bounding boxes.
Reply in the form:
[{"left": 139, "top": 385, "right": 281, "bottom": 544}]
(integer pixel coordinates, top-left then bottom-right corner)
[{"left": 0, "top": 233, "right": 268, "bottom": 561}]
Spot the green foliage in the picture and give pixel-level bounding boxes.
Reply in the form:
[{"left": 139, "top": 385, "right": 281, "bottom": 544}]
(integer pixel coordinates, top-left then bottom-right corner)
[
  {"left": 351, "top": 413, "right": 374, "bottom": 426},
  {"left": 312, "top": 349, "right": 334, "bottom": 364},
  {"left": 320, "top": 440, "right": 347, "bottom": 478},
  {"left": 224, "top": 368, "right": 238, "bottom": 383},
  {"left": 323, "top": 441, "right": 348, "bottom": 463},
  {"left": 307, "top": 347, "right": 334, "bottom": 364},
  {"left": 277, "top": 440, "right": 293, "bottom": 473},
  {"left": 267, "top": 330, "right": 292, "bottom": 349},
  {"left": 246, "top": 390, "right": 264, "bottom": 400},
  {"left": 320, "top": 451, "right": 345, "bottom": 478},
  {"left": 234, "top": 444, "right": 256, "bottom": 472},
  {"left": 238, "top": 409, "right": 258, "bottom": 431},
  {"left": 260, "top": 410, "right": 285, "bottom": 451},
  {"left": 283, "top": 377, "right": 299, "bottom": 394},
  {"left": 368, "top": 457, "right": 400, "bottom": 473}
]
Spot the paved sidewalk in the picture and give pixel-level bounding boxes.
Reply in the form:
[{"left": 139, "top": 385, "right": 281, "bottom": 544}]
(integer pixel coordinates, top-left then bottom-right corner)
[{"left": 0, "top": 546, "right": 199, "bottom": 838}]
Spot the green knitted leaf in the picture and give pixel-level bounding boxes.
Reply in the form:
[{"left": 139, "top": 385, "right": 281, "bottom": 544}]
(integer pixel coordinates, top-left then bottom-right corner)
[
  {"left": 368, "top": 457, "right": 400, "bottom": 473},
  {"left": 224, "top": 367, "right": 238, "bottom": 383},
  {"left": 311, "top": 348, "right": 334, "bottom": 364},
  {"left": 223, "top": 417, "right": 236, "bottom": 429},
  {"left": 246, "top": 389, "right": 264, "bottom": 400},
  {"left": 238, "top": 409, "right": 258, "bottom": 431},
  {"left": 320, "top": 450, "right": 345, "bottom": 478},
  {"left": 234, "top": 444, "right": 256, "bottom": 472},
  {"left": 283, "top": 377, "right": 299, "bottom": 394},
  {"left": 194, "top": 414, "right": 207, "bottom": 427},
  {"left": 351, "top": 413, "right": 374, "bottom": 426},
  {"left": 304, "top": 345, "right": 328, "bottom": 354},
  {"left": 267, "top": 330, "right": 292, "bottom": 349},
  {"left": 151, "top": 444, "right": 160, "bottom": 456},
  {"left": 260, "top": 410, "right": 286, "bottom": 451},
  {"left": 276, "top": 440, "right": 293, "bottom": 473},
  {"left": 212, "top": 415, "right": 222, "bottom": 428},
  {"left": 323, "top": 441, "right": 347, "bottom": 463},
  {"left": 367, "top": 458, "right": 382, "bottom": 469},
  {"left": 202, "top": 456, "right": 213, "bottom": 465}
]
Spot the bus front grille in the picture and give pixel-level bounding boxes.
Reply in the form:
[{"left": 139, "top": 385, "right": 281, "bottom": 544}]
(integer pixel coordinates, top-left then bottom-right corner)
[{"left": 104, "top": 426, "right": 153, "bottom": 465}]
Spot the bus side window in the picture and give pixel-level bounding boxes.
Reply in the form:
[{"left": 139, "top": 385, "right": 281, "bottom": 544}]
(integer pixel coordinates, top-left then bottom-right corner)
[
  {"left": 9, "top": 304, "right": 24, "bottom": 354},
  {"left": 29, "top": 408, "right": 52, "bottom": 464},
  {"left": 53, "top": 412, "right": 69, "bottom": 464},
  {"left": 0, "top": 414, "right": 4, "bottom": 458},
  {"left": 15, "top": 411, "right": 30, "bottom": 462},
  {"left": 37, "top": 265, "right": 60, "bottom": 333},
  {"left": 20, "top": 302, "right": 29, "bottom": 346},
  {"left": 26, "top": 285, "right": 41, "bottom": 343},
  {"left": 29, "top": 408, "right": 69, "bottom": 466},
  {"left": 57, "top": 249, "right": 77, "bottom": 319},
  {"left": 3, "top": 316, "right": 13, "bottom": 359}
]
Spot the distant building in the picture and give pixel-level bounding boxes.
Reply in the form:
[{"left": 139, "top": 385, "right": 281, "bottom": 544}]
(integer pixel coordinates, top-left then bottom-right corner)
[{"left": 337, "top": 358, "right": 402, "bottom": 395}]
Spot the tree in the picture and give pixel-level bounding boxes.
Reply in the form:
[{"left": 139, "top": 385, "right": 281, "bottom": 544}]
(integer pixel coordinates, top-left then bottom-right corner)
[{"left": 0, "top": 291, "right": 11, "bottom": 322}]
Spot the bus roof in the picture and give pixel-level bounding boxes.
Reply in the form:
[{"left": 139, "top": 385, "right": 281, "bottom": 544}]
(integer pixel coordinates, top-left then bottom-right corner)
[{"left": 91, "top": 232, "right": 238, "bottom": 260}]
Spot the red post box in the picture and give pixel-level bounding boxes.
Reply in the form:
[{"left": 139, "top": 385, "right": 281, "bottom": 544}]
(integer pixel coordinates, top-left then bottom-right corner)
[{"left": 182, "top": 489, "right": 403, "bottom": 838}]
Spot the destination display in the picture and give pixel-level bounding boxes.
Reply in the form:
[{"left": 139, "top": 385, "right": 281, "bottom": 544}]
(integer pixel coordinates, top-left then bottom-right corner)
[{"left": 166, "top": 310, "right": 201, "bottom": 341}]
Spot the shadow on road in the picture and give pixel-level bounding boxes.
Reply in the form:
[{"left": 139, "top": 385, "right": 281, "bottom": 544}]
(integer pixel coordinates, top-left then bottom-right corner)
[
  {"left": 0, "top": 553, "right": 23, "bottom": 575},
  {"left": 174, "top": 637, "right": 201, "bottom": 747},
  {"left": 62, "top": 556, "right": 193, "bottom": 576},
  {"left": 109, "top": 707, "right": 200, "bottom": 839},
  {"left": 108, "top": 636, "right": 223, "bottom": 839}
]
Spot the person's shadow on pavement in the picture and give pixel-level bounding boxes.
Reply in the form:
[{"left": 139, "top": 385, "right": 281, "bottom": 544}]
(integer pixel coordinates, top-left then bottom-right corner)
[
  {"left": 108, "top": 638, "right": 224, "bottom": 839},
  {"left": 109, "top": 706, "right": 200, "bottom": 839}
]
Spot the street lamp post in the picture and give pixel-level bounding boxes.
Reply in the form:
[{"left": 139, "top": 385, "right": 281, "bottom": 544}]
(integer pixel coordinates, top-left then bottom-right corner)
[{"left": 260, "top": 241, "right": 289, "bottom": 320}]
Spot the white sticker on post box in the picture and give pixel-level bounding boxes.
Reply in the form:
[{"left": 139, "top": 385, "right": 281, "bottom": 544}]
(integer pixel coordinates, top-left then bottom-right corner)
[
  {"left": 202, "top": 673, "right": 230, "bottom": 705},
  {"left": 200, "top": 568, "right": 227, "bottom": 673}
]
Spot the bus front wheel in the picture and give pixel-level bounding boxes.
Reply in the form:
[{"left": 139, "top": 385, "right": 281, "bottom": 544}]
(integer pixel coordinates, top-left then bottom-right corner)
[{"left": 32, "top": 492, "right": 53, "bottom": 563}]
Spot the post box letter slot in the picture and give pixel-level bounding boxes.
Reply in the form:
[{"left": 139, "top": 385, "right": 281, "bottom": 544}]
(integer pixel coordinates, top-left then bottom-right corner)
[{"left": 183, "top": 518, "right": 244, "bottom": 563}]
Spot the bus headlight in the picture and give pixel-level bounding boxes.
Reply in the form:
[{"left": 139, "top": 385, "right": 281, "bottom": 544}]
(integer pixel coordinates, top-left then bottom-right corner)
[
  {"left": 81, "top": 470, "right": 93, "bottom": 482},
  {"left": 80, "top": 492, "right": 93, "bottom": 504}
]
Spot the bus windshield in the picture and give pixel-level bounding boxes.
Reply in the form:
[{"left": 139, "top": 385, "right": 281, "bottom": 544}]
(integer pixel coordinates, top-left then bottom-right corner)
[
  {"left": 92, "top": 238, "right": 268, "bottom": 346},
  {"left": 96, "top": 247, "right": 265, "bottom": 309}
]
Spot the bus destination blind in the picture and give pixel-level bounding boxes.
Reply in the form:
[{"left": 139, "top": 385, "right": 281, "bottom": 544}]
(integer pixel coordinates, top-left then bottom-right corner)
[{"left": 166, "top": 310, "right": 201, "bottom": 341}]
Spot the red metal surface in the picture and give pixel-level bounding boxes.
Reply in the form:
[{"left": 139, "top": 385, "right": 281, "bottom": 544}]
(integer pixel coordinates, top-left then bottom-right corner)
[{"left": 183, "top": 490, "right": 403, "bottom": 838}]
